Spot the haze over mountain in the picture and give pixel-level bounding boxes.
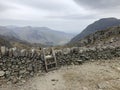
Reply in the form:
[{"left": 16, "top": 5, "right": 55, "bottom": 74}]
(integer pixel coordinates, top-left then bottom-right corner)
[
  {"left": 0, "top": 26, "right": 75, "bottom": 46},
  {"left": 70, "top": 18, "right": 120, "bottom": 43}
]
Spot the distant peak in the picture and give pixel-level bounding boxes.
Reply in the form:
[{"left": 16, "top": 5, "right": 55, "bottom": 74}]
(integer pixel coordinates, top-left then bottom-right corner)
[
  {"left": 98, "top": 17, "right": 118, "bottom": 21},
  {"left": 70, "top": 17, "right": 120, "bottom": 43},
  {"left": 39, "top": 27, "right": 51, "bottom": 30}
]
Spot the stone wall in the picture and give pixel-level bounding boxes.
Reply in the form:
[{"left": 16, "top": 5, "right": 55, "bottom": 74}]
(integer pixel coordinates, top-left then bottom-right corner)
[
  {"left": 56, "top": 46, "right": 120, "bottom": 66},
  {"left": 0, "top": 46, "right": 43, "bottom": 83},
  {"left": 0, "top": 46, "right": 120, "bottom": 83}
]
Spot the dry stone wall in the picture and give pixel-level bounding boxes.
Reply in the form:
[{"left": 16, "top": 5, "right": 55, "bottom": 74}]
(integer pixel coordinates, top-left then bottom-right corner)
[
  {"left": 56, "top": 46, "right": 120, "bottom": 66},
  {"left": 0, "top": 45, "right": 120, "bottom": 83}
]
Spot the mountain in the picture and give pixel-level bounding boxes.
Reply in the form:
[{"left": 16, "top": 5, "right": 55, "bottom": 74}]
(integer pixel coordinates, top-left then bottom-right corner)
[
  {"left": 0, "top": 34, "right": 45, "bottom": 49},
  {"left": 0, "top": 35, "right": 12, "bottom": 47},
  {"left": 70, "top": 18, "right": 120, "bottom": 43},
  {"left": 0, "top": 26, "right": 75, "bottom": 46},
  {"left": 0, "top": 26, "right": 19, "bottom": 39},
  {"left": 68, "top": 25, "right": 120, "bottom": 47}
]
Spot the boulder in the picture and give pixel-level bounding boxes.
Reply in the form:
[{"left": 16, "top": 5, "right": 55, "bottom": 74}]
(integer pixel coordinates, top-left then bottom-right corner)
[
  {"left": 1, "top": 46, "right": 6, "bottom": 56},
  {"left": 0, "top": 71, "right": 5, "bottom": 77},
  {"left": 97, "top": 81, "right": 110, "bottom": 89}
]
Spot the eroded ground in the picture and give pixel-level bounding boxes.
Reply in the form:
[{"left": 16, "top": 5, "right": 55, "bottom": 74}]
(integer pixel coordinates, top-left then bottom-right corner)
[{"left": 1, "top": 58, "right": 120, "bottom": 90}]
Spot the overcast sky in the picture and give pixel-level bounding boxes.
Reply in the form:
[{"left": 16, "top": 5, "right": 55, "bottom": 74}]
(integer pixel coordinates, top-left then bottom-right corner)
[{"left": 0, "top": 0, "right": 120, "bottom": 33}]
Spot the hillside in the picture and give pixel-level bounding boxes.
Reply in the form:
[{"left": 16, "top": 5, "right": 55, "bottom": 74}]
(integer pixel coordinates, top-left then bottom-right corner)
[
  {"left": 0, "top": 26, "right": 74, "bottom": 46},
  {"left": 0, "top": 34, "right": 45, "bottom": 49},
  {"left": 68, "top": 25, "right": 120, "bottom": 47},
  {"left": 0, "top": 35, "right": 12, "bottom": 47},
  {"left": 70, "top": 18, "right": 120, "bottom": 43}
]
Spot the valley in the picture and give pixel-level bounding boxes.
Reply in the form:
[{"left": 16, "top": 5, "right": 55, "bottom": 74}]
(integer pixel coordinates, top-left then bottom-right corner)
[{"left": 0, "top": 18, "right": 120, "bottom": 90}]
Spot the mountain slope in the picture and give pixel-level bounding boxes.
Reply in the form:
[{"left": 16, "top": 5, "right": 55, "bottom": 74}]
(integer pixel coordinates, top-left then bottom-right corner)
[
  {"left": 70, "top": 18, "right": 120, "bottom": 43},
  {"left": 0, "top": 26, "right": 74, "bottom": 46},
  {"left": 68, "top": 25, "right": 120, "bottom": 47},
  {"left": 0, "top": 26, "right": 20, "bottom": 39},
  {"left": 0, "top": 35, "right": 12, "bottom": 47},
  {"left": 0, "top": 34, "right": 45, "bottom": 49}
]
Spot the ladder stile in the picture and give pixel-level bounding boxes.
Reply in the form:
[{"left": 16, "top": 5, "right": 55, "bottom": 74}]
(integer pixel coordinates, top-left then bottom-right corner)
[{"left": 42, "top": 48, "right": 57, "bottom": 72}]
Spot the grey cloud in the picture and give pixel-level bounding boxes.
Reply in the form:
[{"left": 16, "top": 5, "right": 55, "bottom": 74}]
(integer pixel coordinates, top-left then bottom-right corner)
[
  {"left": 0, "top": 5, "right": 7, "bottom": 11},
  {"left": 7, "top": 0, "right": 68, "bottom": 12},
  {"left": 74, "top": 0, "right": 120, "bottom": 10},
  {"left": 47, "top": 14, "right": 98, "bottom": 20},
  {"left": 0, "top": 0, "right": 120, "bottom": 33},
  {"left": 62, "top": 14, "right": 97, "bottom": 20},
  {"left": 0, "top": 3, "right": 10, "bottom": 11},
  {"left": 0, "top": 1, "right": 18, "bottom": 12}
]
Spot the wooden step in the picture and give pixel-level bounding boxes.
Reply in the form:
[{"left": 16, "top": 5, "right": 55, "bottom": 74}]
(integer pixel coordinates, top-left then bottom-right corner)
[
  {"left": 45, "top": 55, "right": 53, "bottom": 59},
  {"left": 47, "top": 62, "right": 56, "bottom": 65}
]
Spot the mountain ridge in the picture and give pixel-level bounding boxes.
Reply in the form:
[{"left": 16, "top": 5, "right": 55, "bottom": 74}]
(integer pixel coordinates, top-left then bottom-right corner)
[
  {"left": 70, "top": 17, "right": 120, "bottom": 43},
  {"left": 68, "top": 25, "right": 120, "bottom": 47},
  {"left": 0, "top": 26, "right": 75, "bottom": 46}
]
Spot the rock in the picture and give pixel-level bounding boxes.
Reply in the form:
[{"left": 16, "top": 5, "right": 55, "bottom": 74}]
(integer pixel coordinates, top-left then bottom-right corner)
[
  {"left": 6, "top": 81, "right": 12, "bottom": 85},
  {"left": 82, "top": 87, "right": 88, "bottom": 90},
  {"left": 21, "top": 79, "right": 26, "bottom": 83},
  {"left": 0, "top": 71, "right": 5, "bottom": 77},
  {"left": 27, "top": 64, "right": 33, "bottom": 71},
  {"left": 63, "top": 48, "right": 70, "bottom": 54},
  {"left": 30, "top": 72, "right": 34, "bottom": 76},
  {"left": 97, "top": 81, "right": 110, "bottom": 89},
  {"left": 1, "top": 46, "right": 6, "bottom": 55},
  {"left": 75, "top": 60, "right": 83, "bottom": 64},
  {"left": 19, "top": 70, "right": 26, "bottom": 74},
  {"left": 5, "top": 71, "right": 11, "bottom": 76},
  {"left": 51, "top": 79, "right": 58, "bottom": 82},
  {"left": 12, "top": 77, "right": 18, "bottom": 84},
  {"left": 110, "top": 38, "right": 114, "bottom": 43},
  {"left": 0, "top": 63, "right": 3, "bottom": 66},
  {"left": 116, "top": 67, "right": 120, "bottom": 71}
]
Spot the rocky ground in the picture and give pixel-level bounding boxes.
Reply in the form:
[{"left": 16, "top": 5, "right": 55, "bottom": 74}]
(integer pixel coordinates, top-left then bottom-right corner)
[{"left": 1, "top": 57, "right": 120, "bottom": 90}]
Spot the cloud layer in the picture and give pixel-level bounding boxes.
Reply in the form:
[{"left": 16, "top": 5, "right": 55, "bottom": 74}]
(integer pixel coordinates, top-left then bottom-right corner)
[
  {"left": 74, "top": 0, "right": 120, "bottom": 10},
  {"left": 0, "top": 0, "right": 120, "bottom": 33}
]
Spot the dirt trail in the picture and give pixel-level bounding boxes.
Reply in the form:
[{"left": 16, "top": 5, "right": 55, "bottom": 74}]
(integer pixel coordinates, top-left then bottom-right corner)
[{"left": 1, "top": 58, "right": 120, "bottom": 90}]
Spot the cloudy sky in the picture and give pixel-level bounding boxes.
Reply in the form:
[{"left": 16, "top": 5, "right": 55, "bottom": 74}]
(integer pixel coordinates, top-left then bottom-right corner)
[{"left": 0, "top": 0, "right": 120, "bottom": 33}]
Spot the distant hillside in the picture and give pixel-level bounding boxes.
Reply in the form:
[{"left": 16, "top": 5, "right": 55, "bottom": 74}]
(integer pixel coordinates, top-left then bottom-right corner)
[
  {"left": 0, "top": 35, "right": 12, "bottom": 47},
  {"left": 0, "top": 34, "right": 44, "bottom": 49},
  {"left": 68, "top": 25, "right": 120, "bottom": 47},
  {"left": 0, "top": 26, "right": 74, "bottom": 46},
  {"left": 70, "top": 18, "right": 120, "bottom": 43}
]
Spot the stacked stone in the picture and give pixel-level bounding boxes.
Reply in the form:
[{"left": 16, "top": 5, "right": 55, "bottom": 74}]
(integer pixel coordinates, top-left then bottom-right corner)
[
  {"left": 56, "top": 47, "right": 82, "bottom": 66},
  {"left": 0, "top": 45, "right": 120, "bottom": 83},
  {"left": 0, "top": 46, "right": 43, "bottom": 83},
  {"left": 56, "top": 46, "right": 120, "bottom": 66}
]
